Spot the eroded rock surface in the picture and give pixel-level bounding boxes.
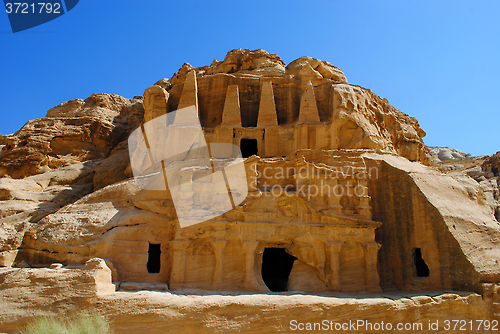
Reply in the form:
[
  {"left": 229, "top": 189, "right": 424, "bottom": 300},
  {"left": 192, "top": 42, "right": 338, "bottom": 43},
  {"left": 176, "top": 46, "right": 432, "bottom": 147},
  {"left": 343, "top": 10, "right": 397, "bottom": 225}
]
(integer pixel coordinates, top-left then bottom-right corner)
[
  {"left": 161, "top": 49, "right": 431, "bottom": 164},
  {"left": 429, "top": 146, "right": 472, "bottom": 163},
  {"left": 436, "top": 150, "right": 500, "bottom": 223},
  {"left": 1, "top": 49, "right": 499, "bottom": 332},
  {"left": 1, "top": 265, "right": 498, "bottom": 334},
  {"left": 0, "top": 94, "right": 143, "bottom": 179}
]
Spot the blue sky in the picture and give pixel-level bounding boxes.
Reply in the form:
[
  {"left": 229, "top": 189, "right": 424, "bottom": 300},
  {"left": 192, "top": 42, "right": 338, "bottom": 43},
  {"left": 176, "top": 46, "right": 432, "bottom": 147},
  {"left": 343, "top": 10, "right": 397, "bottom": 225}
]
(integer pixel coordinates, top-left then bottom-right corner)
[{"left": 1, "top": 0, "right": 499, "bottom": 156}]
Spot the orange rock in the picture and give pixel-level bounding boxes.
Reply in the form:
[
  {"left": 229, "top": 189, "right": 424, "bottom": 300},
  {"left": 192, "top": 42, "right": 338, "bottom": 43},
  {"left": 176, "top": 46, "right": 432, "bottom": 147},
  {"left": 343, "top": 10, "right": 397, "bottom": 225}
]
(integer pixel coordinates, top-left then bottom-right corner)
[{"left": 1, "top": 49, "right": 500, "bottom": 331}]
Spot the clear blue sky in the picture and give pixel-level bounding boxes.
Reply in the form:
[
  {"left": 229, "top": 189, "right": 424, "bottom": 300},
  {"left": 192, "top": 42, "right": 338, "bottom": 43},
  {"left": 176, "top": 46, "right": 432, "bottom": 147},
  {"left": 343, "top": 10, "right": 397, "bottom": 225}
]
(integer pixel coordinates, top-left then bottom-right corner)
[{"left": 1, "top": 0, "right": 499, "bottom": 156}]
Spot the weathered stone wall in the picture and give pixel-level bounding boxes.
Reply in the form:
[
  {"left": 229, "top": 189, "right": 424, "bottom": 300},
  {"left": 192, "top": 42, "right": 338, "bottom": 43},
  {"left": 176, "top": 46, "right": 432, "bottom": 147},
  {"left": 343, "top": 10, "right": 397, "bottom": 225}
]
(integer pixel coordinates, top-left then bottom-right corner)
[
  {"left": 17, "top": 151, "right": 382, "bottom": 293},
  {"left": 365, "top": 153, "right": 500, "bottom": 292},
  {"left": 2, "top": 49, "right": 500, "bottom": 331}
]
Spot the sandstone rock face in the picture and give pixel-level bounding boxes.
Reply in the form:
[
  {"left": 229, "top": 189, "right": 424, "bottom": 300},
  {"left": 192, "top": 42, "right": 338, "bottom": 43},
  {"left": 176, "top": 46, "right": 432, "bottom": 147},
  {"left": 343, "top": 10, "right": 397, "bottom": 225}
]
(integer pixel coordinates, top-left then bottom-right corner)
[
  {"left": 0, "top": 161, "right": 101, "bottom": 269},
  {"left": 205, "top": 49, "right": 287, "bottom": 78},
  {"left": 475, "top": 152, "right": 500, "bottom": 221},
  {"left": 17, "top": 151, "right": 381, "bottom": 293},
  {"left": 429, "top": 146, "right": 472, "bottom": 163},
  {"left": 1, "top": 49, "right": 500, "bottom": 331},
  {"left": 0, "top": 94, "right": 143, "bottom": 272},
  {"left": 0, "top": 258, "right": 115, "bottom": 331},
  {"left": 436, "top": 150, "right": 500, "bottom": 223},
  {"left": 286, "top": 56, "right": 347, "bottom": 83},
  {"left": 162, "top": 49, "right": 432, "bottom": 165},
  {"left": 365, "top": 153, "right": 500, "bottom": 291},
  {"left": 1, "top": 266, "right": 498, "bottom": 334},
  {"left": 93, "top": 140, "right": 133, "bottom": 190},
  {"left": 481, "top": 178, "right": 500, "bottom": 222},
  {"left": 484, "top": 152, "right": 500, "bottom": 175},
  {"left": 143, "top": 86, "right": 168, "bottom": 123},
  {"left": 0, "top": 94, "right": 143, "bottom": 179}
]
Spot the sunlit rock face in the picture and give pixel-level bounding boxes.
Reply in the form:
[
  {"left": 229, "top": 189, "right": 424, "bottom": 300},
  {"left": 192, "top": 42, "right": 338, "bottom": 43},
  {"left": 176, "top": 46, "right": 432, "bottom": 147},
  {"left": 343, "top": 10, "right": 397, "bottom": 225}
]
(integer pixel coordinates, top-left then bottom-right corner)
[{"left": 1, "top": 49, "right": 499, "bottom": 307}]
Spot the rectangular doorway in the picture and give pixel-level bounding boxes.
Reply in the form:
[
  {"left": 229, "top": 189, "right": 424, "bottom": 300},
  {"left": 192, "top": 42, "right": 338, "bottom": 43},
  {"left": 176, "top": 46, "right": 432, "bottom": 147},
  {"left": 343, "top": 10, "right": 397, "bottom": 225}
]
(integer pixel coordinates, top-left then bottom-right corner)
[{"left": 240, "top": 138, "right": 258, "bottom": 158}]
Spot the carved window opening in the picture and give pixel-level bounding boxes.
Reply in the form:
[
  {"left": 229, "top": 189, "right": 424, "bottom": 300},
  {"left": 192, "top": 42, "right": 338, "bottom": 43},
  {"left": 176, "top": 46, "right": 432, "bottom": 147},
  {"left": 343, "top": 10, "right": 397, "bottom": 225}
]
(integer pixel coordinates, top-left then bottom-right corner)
[
  {"left": 240, "top": 138, "right": 258, "bottom": 158},
  {"left": 147, "top": 243, "right": 161, "bottom": 274},
  {"left": 413, "top": 248, "right": 429, "bottom": 277},
  {"left": 261, "top": 248, "right": 296, "bottom": 292}
]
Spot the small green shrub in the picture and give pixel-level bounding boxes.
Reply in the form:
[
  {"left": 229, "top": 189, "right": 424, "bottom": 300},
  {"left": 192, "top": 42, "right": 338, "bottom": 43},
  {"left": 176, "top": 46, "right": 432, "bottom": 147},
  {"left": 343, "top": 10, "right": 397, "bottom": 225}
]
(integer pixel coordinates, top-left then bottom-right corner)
[{"left": 18, "top": 314, "right": 111, "bottom": 334}]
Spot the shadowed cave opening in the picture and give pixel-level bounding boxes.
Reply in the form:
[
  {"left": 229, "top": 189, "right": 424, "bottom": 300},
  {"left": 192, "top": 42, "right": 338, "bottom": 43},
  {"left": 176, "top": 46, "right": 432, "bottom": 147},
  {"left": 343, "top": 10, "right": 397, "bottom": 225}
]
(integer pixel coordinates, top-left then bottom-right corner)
[
  {"left": 261, "top": 248, "right": 297, "bottom": 292},
  {"left": 240, "top": 138, "right": 258, "bottom": 158},
  {"left": 413, "top": 248, "right": 430, "bottom": 277},
  {"left": 147, "top": 243, "right": 161, "bottom": 274}
]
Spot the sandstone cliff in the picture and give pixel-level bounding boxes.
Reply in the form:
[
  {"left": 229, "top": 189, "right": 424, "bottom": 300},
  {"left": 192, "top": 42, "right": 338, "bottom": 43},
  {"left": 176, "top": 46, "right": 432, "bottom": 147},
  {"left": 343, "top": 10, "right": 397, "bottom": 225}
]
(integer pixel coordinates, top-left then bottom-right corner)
[
  {"left": 1, "top": 49, "right": 499, "bottom": 333},
  {"left": 436, "top": 150, "right": 500, "bottom": 223},
  {"left": 162, "top": 49, "right": 431, "bottom": 164}
]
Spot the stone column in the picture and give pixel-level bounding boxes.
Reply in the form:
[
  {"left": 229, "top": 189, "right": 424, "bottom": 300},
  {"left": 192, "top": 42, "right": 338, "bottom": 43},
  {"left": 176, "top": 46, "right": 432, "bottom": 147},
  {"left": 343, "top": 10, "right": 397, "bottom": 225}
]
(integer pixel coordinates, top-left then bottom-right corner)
[
  {"left": 169, "top": 240, "right": 190, "bottom": 289},
  {"left": 242, "top": 241, "right": 266, "bottom": 292},
  {"left": 356, "top": 179, "right": 372, "bottom": 220},
  {"left": 327, "top": 242, "right": 344, "bottom": 291},
  {"left": 313, "top": 243, "right": 327, "bottom": 282},
  {"left": 363, "top": 242, "right": 382, "bottom": 292},
  {"left": 357, "top": 196, "right": 372, "bottom": 220},
  {"left": 342, "top": 179, "right": 357, "bottom": 215},
  {"left": 212, "top": 239, "right": 227, "bottom": 290},
  {"left": 327, "top": 178, "right": 343, "bottom": 214}
]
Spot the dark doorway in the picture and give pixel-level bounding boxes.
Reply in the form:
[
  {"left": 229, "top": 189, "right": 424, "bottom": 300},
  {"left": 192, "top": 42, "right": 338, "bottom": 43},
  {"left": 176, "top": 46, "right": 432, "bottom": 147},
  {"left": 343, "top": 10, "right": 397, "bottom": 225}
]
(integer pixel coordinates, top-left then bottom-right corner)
[
  {"left": 240, "top": 138, "right": 258, "bottom": 158},
  {"left": 261, "top": 248, "right": 296, "bottom": 292},
  {"left": 413, "top": 248, "right": 429, "bottom": 277},
  {"left": 147, "top": 243, "right": 161, "bottom": 274}
]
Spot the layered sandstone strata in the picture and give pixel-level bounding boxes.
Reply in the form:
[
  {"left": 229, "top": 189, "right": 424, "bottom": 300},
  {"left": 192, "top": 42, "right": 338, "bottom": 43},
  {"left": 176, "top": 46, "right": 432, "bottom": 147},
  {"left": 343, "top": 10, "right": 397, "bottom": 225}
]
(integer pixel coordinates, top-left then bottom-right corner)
[{"left": 1, "top": 263, "right": 498, "bottom": 334}]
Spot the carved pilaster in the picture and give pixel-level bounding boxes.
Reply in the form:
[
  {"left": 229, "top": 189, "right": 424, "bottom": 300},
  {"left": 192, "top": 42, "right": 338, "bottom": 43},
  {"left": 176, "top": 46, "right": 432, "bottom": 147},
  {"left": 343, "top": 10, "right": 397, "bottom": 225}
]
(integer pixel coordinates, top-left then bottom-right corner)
[
  {"left": 242, "top": 241, "right": 266, "bottom": 291},
  {"left": 212, "top": 239, "right": 227, "bottom": 290},
  {"left": 169, "top": 240, "right": 190, "bottom": 289},
  {"left": 326, "top": 242, "right": 344, "bottom": 291},
  {"left": 313, "top": 242, "right": 327, "bottom": 283},
  {"left": 363, "top": 242, "right": 382, "bottom": 292},
  {"left": 327, "top": 178, "right": 343, "bottom": 213},
  {"left": 356, "top": 179, "right": 372, "bottom": 220},
  {"left": 357, "top": 195, "right": 372, "bottom": 220}
]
